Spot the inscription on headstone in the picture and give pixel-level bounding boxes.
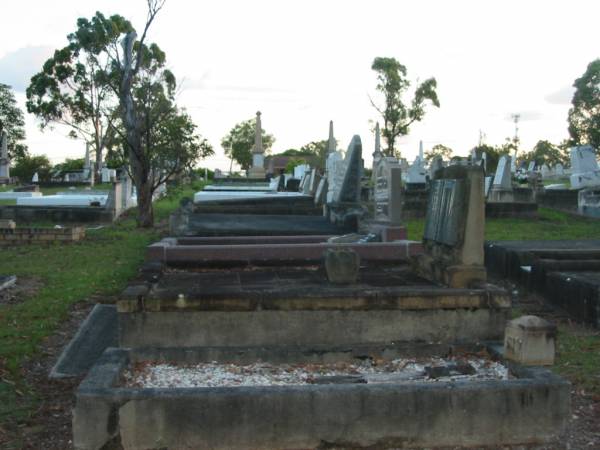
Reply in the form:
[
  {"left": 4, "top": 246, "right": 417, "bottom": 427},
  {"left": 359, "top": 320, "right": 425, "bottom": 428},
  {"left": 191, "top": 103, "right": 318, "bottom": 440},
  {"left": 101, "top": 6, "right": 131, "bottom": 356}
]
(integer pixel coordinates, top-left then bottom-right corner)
[
  {"left": 374, "top": 157, "right": 402, "bottom": 225},
  {"left": 423, "top": 178, "right": 466, "bottom": 246}
]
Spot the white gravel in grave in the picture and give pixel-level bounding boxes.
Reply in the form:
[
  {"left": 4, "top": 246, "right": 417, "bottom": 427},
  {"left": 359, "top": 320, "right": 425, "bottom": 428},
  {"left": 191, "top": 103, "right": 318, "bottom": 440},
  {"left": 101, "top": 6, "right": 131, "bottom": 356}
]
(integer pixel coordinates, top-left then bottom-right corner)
[{"left": 122, "top": 357, "right": 509, "bottom": 389}]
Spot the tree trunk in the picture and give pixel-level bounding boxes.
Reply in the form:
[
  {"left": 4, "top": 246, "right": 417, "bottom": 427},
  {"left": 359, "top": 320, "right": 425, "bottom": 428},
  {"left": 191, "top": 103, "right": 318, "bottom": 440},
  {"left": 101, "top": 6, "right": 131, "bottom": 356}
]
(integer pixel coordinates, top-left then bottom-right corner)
[
  {"left": 119, "top": 31, "right": 155, "bottom": 228},
  {"left": 136, "top": 178, "right": 154, "bottom": 228}
]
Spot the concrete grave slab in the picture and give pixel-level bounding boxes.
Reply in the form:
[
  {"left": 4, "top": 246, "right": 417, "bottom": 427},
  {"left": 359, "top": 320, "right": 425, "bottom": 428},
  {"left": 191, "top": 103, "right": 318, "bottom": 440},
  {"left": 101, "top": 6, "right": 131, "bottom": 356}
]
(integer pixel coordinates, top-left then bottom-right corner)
[
  {"left": 73, "top": 344, "right": 570, "bottom": 450},
  {"left": 50, "top": 304, "right": 118, "bottom": 378}
]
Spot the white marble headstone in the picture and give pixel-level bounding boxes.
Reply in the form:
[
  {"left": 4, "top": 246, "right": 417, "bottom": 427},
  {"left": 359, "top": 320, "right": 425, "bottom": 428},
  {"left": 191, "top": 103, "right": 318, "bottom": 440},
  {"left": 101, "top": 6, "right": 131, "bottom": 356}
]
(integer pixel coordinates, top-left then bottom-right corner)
[{"left": 493, "top": 155, "right": 512, "bottom": 189}]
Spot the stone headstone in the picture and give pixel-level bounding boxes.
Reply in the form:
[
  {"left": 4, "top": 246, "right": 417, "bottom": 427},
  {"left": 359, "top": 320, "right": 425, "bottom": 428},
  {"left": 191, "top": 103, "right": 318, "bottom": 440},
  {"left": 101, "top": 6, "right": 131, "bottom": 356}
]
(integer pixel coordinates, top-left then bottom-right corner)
[
  {"left": 527, "top": 161, "right": 536, "bottom": 172},
  {"left": 248, "top": 111, "right": 266, "bottom": 179},
  {"left": 484, "top": 176, "right": 493, "bottom": 197},
  {"left": 277, "top": 174, "right": 286, "bottom": 191},
  {"left": 32, "top": 172, "right": 39, "bottom": 183},
  {"left": 333, "top": 135, "right": 362, "bottom": 204},
  {"left": 299, "top": 172, "right": 310, "bottom": 193},
  {"left": 324, "top": 248, "right": 360, "bottom": 284},
  {"left": 326, "top": 149, "right": 345, "bottom": 204},
  {"left": 418, "top": 165, "right": 486, "bottom": 288},
  {"left": 294, "top": 164, "right": 310, "bottom": 180},
  {"left": 314, "top": 177, "right": 328, "bottom": 205},
  {"left": 307, "top": 169, "right": 321, "bottom": 196},
  {"left": 569, "top": 145, "right": 600, "bottom": 189},
  {"left": 570, "top": 145, "right": 598, "bottom": 173},
  {"left": 541, "top": 164, "right": 551, "bottom": 180},
  {"left": 374, "top": 157, "right": 402, "bottom": 225},
  {"left": 407, "top": 160, "right": 426, "bottom": 184},
  {"left": 429, "top": 156, "right": 443, "bottom": 180},
  {"left": 492, "top": 155, "right": 511, "bottom": 189},
  {"left": 555, "top": 163, "right": 565, "bottom": 176}
]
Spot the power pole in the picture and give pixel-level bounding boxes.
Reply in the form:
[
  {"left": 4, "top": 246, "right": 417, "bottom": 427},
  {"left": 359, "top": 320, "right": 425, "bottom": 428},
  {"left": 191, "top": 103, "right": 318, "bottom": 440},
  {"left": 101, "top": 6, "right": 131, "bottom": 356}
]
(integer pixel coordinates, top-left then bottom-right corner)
[{"left": 511, "top": 114, "right": 520, "bottom": 147}]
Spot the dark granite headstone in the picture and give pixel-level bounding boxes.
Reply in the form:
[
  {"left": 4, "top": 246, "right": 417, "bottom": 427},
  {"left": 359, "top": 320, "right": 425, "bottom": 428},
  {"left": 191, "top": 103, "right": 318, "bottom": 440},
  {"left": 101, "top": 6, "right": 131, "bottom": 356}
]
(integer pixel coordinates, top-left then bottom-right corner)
[{"left": 423, "top": 178, "right": 466, "bottom": 246}]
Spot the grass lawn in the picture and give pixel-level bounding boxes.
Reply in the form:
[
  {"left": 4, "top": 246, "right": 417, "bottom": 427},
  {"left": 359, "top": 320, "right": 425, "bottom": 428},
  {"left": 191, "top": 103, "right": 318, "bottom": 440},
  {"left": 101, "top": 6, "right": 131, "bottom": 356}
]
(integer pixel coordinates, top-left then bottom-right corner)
[
  {"left": 0, "top": 195, "right": 599, "bottom": 438},
  {"left": 0, "top": 182, "right": 201, "bottom": 431},
  {"left": 407, "top": 207, "right": 600, "bottom": 241}
]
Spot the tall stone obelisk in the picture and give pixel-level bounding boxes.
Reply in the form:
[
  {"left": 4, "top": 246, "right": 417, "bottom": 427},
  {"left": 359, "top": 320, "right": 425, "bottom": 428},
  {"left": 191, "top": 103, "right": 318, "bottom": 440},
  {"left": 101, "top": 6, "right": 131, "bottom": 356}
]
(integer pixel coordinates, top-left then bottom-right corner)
[
  {"left": 327, "top": 120, "right": 336, "bottom": 154},
  {"left": 248, "top": 111, "right": 266, "bottom": 179},
  {"left": 373, "top": 122, "right": 383, "bottom": 165},
  {"left": 0, "top": 131, "right": 10, "bottom": 182}
]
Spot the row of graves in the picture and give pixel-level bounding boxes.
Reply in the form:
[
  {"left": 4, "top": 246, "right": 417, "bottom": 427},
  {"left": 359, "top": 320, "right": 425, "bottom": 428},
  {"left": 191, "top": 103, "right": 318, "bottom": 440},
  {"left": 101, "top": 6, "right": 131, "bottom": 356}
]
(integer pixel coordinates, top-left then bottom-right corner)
[
  {"left": 63, "top": 126, "right": 571, "bottom": 448},
  {"left": 0, "top": 134, "right": 141, "bottom": 224}
]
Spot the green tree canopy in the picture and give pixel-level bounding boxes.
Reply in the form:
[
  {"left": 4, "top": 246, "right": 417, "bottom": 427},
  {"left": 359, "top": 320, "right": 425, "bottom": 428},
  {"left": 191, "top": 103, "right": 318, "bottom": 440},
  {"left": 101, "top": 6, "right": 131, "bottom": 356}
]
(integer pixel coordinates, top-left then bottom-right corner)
[
  {"left": 11, "top": 155, "right": 52, "bottom": 183},
  {"left": 370, "top": 57, "right": 439, "bottom": 157},
  {"left": 53, "top": 158, "right": 85, "bottom": 176},
  {"left": 568, "top": 59, "right": 600, "bottom": 151},
  {"left": 424, "top": 144, "right": 453, "bottom": 162},
  {"left": 471, "top": 143, "right": 509, "bottom": 174},
  {"left": 299, "top": 140, "right": 328, "bottom": 170},
  {"left": 26, "top": 13, "right": 129, "bottom": 175},
  {"left": 27, "top": 2, "right": 213, "bottom": 227},
  {"left": 521, "top": 140, "right": 568, "bottom": 167},
  {"left": 221, "top": 118, "right": 274, "bottom": 171},
  {"left": 0, "top": 83, "right": 28, "bottom": 160}
]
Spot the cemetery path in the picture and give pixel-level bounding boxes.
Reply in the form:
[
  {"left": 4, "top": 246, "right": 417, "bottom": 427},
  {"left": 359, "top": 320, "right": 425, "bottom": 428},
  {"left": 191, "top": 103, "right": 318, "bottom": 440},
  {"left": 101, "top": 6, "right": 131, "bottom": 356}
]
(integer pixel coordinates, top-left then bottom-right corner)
[{"left": 5, "top": 299, "right": 95, "bottom": 450}]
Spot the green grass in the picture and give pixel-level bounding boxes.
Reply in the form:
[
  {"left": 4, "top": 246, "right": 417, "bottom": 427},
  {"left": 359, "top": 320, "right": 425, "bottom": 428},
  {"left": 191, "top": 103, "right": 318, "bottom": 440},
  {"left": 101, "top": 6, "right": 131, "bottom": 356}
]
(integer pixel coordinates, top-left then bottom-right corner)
[
  {"left": 0, "top": 182, "right": 201, "bottom": 433},
  {"left": 407, "top": 207, "right": 600, "bottom": 241},
  {"left": 554, "top": 326, "right": 600, "bottom": 395}
]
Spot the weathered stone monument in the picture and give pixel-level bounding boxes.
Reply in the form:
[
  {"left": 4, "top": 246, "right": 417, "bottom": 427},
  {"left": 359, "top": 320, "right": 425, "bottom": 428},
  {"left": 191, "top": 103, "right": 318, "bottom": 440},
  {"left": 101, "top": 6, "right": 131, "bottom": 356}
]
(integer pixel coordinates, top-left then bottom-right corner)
[
  {"left": 371, "top": 122, "right": 383, "bottom": 179},
  {"left": 406, "top": 141, "right": 427, "bottom": 185},
  {"left": 429, "top": 156, "right": 443, "bottom": 180},
  {"left": 0, "top": 132, "right": 10, "bottom": 183},
  {"left": 373, "top": 156, "right": 402, "bottom": 226},
  {"left": 569, "top": 145, "right": 600, "bottom": 189},
  {"left": 325, "top": 136, "right": 363, "bottom": 225},
  {"left": 414, "top": 165, "right": 486, "bottom": 288},
  {"left": 488, "top": 155, "right": 512, "bottom": 201},
  {"left": 248, "top": 111, "right": 266, "bottom": 179},
  {"left": 327, "top": 120, "right": 336, "bottom": 154}
]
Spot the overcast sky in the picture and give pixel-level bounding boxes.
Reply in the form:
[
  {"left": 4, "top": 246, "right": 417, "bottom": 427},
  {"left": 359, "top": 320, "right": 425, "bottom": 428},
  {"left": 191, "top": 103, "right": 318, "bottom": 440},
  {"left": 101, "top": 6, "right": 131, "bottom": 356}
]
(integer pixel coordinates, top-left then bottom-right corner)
[{"left": 0, "top": 0, "right": 598, "bottom": 169}]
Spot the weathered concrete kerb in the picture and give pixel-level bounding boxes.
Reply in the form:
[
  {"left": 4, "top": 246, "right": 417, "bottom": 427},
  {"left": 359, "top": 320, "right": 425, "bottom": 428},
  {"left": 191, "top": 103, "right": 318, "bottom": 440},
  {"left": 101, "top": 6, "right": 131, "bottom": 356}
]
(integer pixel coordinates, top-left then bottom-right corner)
[{"left": 73, "top": 346, "right": 571, "bottom": 450}]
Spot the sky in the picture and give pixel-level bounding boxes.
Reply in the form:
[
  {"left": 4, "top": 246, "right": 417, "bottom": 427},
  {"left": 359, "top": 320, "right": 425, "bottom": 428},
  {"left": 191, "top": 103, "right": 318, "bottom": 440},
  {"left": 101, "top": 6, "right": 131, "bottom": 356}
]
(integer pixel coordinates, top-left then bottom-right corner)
[{"left": 0, "top": 0, "right": 598, "bottom": 170}]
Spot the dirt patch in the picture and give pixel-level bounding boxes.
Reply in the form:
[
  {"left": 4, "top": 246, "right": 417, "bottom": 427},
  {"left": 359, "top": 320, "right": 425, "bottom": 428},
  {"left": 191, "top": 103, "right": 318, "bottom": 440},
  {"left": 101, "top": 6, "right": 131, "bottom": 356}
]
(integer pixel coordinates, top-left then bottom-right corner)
[
  {"left": 0, "top": 276, "right": 44, "bottom": 306},
  {"left": 1, "top": 300, "right": 95, "bottom": 450}
]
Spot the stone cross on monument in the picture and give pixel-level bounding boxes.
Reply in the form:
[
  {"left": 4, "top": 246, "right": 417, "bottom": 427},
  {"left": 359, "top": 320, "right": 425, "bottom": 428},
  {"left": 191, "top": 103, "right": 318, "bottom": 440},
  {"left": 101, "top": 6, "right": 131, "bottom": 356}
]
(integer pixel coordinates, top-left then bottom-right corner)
[
  {"left": 371, "top": 122, "right": 383, "bottom": 182},
  {"left": 248, "top": 111, "right": 266, "bottom": 179},
  {"left": 0, "top": 131, "right": 10, "bottom": 181},
  {"left": 327, "top": 120, "right": 336, "bottom": 154}
]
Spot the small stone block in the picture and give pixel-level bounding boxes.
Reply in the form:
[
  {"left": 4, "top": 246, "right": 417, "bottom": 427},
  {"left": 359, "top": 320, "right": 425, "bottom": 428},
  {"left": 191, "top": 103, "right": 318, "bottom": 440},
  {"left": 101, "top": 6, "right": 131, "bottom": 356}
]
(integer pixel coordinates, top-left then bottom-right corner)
[
  {"left": 504, "top": 315, "right": 556, "bottom": 366},
  {"left": 0, "top": 220, "right": 16, "bottom": 229},
  {"left": 324, "top": 248, "right": 360, "bottom": 284}
]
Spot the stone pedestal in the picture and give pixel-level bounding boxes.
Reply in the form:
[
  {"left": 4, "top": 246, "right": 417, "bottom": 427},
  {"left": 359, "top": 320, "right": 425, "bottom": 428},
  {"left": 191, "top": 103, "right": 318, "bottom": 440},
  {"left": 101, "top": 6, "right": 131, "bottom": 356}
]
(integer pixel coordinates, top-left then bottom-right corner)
[{"left": 504, "top": 315, "right": 556, "bottom": 366}]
